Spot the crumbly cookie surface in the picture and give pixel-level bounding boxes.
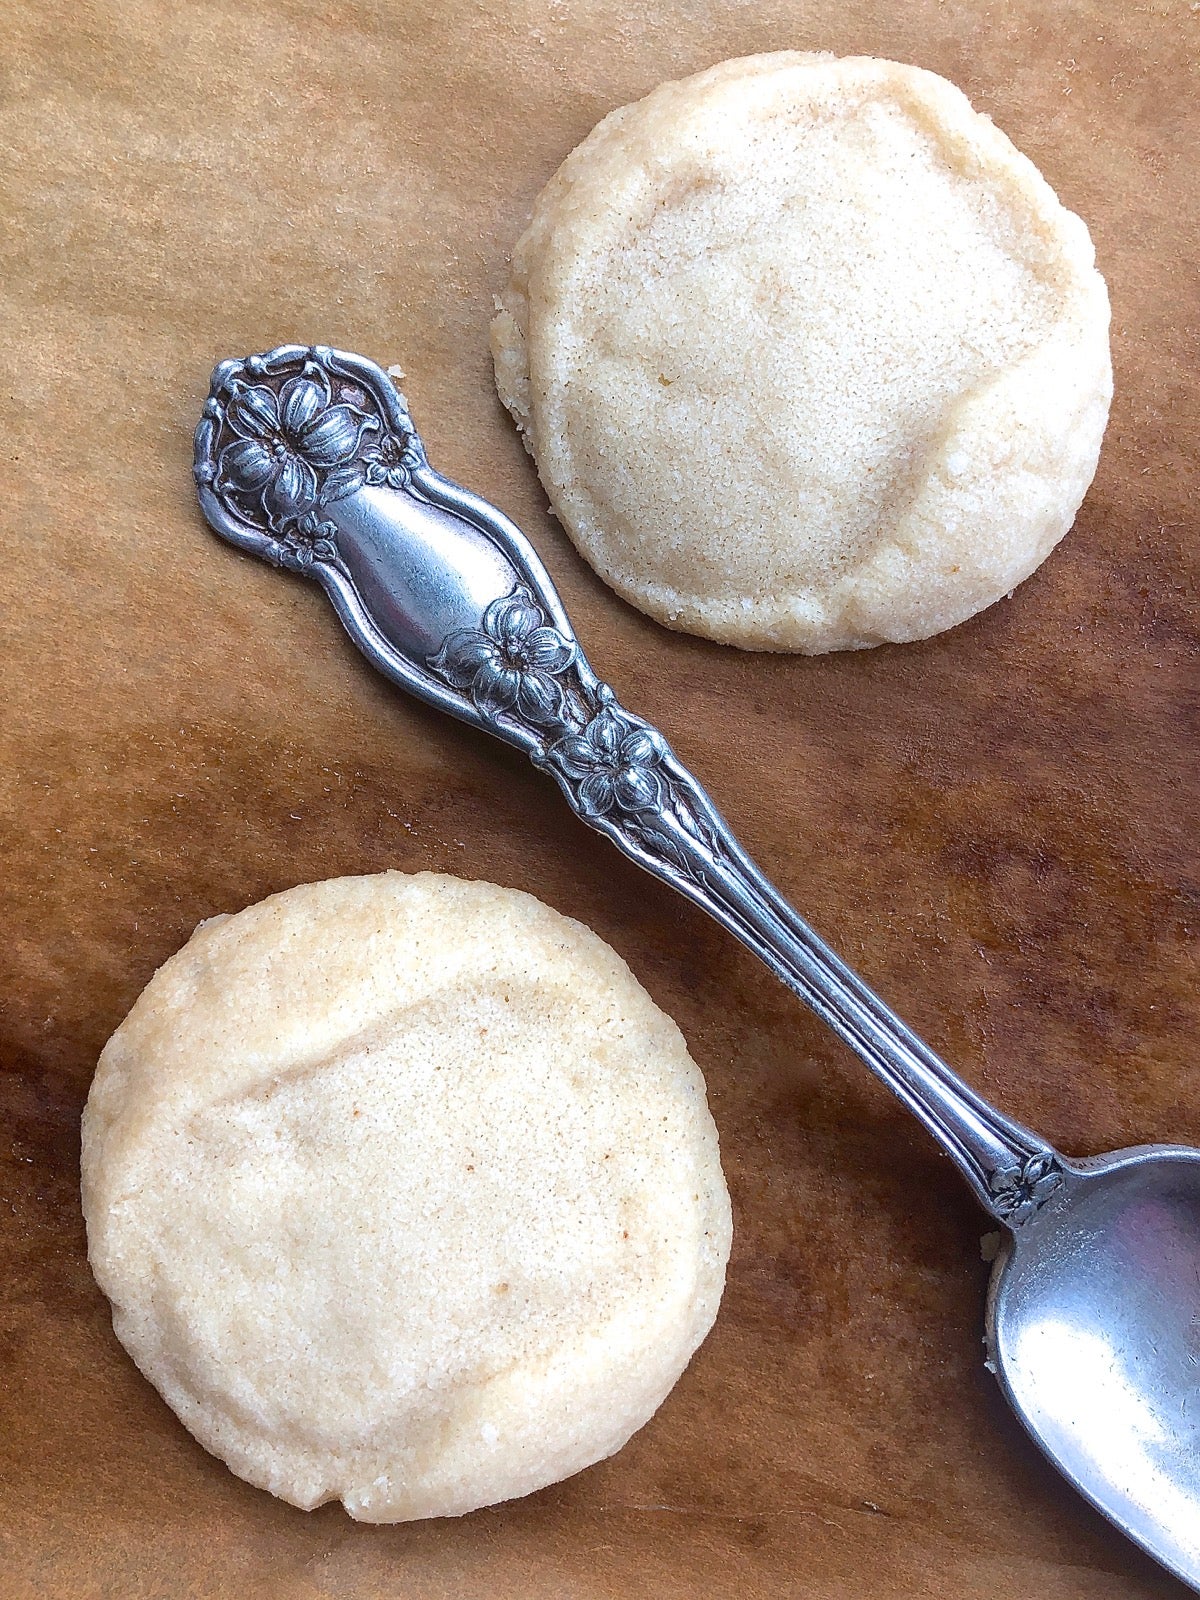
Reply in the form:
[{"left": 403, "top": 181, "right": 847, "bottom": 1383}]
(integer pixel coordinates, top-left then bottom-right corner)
[
  {"left": 493, "top": 52, "right": 1112, "bottom": 651},
  {"left": 82, "top": 872, "right": 731, "bottom": 1520}
]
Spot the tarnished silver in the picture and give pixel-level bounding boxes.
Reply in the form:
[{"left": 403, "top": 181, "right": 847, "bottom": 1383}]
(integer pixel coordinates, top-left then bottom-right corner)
[{"left": 196, "top": 345, "right": 1200, "bottom": 1590}]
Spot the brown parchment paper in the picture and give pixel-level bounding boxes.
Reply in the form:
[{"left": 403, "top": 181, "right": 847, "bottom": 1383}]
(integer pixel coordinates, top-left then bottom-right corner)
[{"left": 1, "top": 1, "right": 1197, "bottom": 1595}]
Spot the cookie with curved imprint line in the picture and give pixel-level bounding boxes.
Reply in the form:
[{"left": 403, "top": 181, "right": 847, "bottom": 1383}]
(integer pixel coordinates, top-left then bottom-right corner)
[
  {"left": 493, "top": 52, "right": 1112, "bottom": 652},
  {"left": 82, "top": 872, "right": 731, "bottom": 1520}
]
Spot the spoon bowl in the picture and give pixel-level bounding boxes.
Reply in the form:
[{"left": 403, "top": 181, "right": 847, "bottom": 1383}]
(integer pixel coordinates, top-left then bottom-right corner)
[{"left": 989, "top": 1145, "right": 1200, "bottom": 1584}]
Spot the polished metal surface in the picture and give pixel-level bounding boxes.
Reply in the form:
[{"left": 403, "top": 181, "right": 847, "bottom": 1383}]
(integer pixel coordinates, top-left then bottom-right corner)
[
  {"left": 986, "top": 1148, "right": 1200, "bottom": 1585},
  {"left": 196, "top": 345, "right": 1200, "bottom": 1591}
]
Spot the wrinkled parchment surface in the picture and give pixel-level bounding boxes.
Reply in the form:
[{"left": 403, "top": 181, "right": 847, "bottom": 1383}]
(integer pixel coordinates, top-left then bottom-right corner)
[{"left": 1, "top": 1, "right": 1196, "bottom": 1594}]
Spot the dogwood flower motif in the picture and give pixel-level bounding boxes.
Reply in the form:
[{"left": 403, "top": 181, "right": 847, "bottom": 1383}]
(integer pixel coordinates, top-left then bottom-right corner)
[
  {"left": 549, "top": 704, "right": 668, "bottom": 818},
  {"left": 216, "top": 364, "right": 378, "bottom": 527},
  {"left": 989, "top": 1152, "right": 1062, "bottom": 1223},
  {"left": 271, "top": 510, "right": 340, "bottom": 572},
  {"left": 363, "top": 431, "right": 423, "bottom": 490},
  {"left": 428, "top": 587, "right": 576, "bottom": 724}
]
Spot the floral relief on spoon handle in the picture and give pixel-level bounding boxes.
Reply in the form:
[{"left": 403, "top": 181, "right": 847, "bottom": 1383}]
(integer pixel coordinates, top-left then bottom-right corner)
[{"left": 195, "top": 345, "right": 1064, "bottom": 1226}]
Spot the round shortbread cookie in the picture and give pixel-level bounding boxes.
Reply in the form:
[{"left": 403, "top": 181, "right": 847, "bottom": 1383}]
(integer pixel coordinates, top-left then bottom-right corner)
[
  {"left": 492, "top": 52, "right": 1112, "bottom": 652},
  {"left": 82, "top": 872, "right": 731, "bottom": 1521}
]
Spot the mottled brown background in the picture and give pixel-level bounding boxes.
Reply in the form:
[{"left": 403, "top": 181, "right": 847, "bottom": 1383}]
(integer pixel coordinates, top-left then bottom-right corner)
[{"left": 1, "top": 0, "right": 1197, "bottom": 1594}]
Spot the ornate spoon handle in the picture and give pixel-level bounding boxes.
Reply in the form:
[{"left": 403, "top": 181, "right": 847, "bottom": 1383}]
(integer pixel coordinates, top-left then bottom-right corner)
[{"left": 195, "top": 344, "right": 1063, "bottom": 1225}]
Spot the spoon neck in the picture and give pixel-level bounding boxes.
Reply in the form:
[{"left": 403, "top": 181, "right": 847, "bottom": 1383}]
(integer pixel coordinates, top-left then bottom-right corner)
[
  {"left": 568, "top": 760, "right": 1065, "bottom": 1227},
  {"left": 706, "top": 841, "right": 1064, "bottom": 1225}
]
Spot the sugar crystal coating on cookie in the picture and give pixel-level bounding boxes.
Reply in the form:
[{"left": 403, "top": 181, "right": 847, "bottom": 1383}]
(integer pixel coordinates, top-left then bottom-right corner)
[
  {"left": 82, "top": 872, "right": 731, "bottom": 1520},
  {"left": 493, "top": 53, "right": 1112, "bottom": 652}
]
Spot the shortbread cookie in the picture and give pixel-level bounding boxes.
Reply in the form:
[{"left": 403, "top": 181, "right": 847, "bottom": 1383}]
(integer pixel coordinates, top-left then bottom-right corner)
[
  {"left": 82, "top": 873, "right": 731, "bottom": 1520},
  {"left": 492, "top": 52, "right": 1112, "bottom": 651}
]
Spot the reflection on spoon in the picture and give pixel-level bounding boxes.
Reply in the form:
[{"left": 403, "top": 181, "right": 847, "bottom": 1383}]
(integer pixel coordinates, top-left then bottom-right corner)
[{"left": 992, "top": 1159, "right": 1200, "bottom": 1579}]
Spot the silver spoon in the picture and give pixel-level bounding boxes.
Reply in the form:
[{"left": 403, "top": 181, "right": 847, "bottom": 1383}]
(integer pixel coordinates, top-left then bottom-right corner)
[{"left": 195, "top": 344, "right": 1200, "bottom": 1589}]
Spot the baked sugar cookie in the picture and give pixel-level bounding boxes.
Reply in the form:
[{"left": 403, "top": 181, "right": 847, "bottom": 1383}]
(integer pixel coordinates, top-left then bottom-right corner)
[
  {"left": 82, "top": 873, "right": 731, "bottom": 1520},
  {"left": 493, "top": 52, "right": 1112, "bottom": 651}
]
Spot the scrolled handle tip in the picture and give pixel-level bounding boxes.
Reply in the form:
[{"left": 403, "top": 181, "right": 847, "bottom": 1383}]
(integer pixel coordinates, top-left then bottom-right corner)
[{"left": 193, "top": 344, "right": 422, "bottom": 571}]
